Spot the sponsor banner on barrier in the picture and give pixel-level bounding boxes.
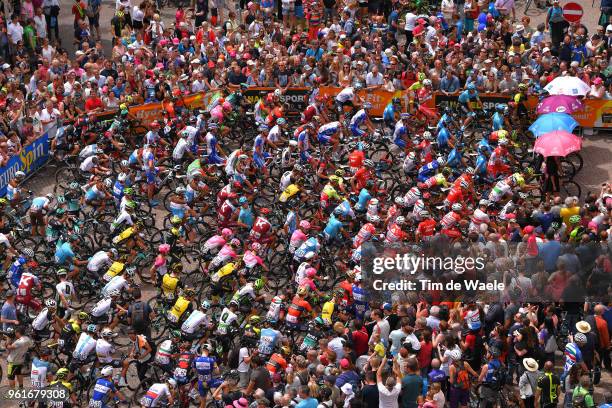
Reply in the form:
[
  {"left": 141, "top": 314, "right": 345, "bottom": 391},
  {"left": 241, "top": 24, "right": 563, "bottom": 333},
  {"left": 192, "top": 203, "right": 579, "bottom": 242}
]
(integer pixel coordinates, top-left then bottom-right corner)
[
  {"left": 571, "top": 98, "right": 612, "bottom": 128},
  {"left": 242, "top": 87, "right": 310, "bottom": 115},
  {"left": 318, "top": 86, "right": 401, "bottom": 117},
  {"left": 0, "top": 132, "right": 50, "bottom": 196}
]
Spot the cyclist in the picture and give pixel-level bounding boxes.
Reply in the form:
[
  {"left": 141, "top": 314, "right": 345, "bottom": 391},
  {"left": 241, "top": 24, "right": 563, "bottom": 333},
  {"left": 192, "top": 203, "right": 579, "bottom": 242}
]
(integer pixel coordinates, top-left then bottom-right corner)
[
  {"left": 181, "top": 300, "right": 212, "bottom": 342},
  {"left": 6, "top": 170, "right": 25, "bottom": 206},
  {"left": 89, "top": 365, "right": 128, "bottom": 407},
  {"left": 285, "top": 286, "right": 313, "bottom": 331},
  {"left": 31, "top": 299, "right": 62, "bottom": 341},
  {"left": 15, "top": 267, "right": 42, "bottom": 312},
  {"left": 457, "top": 83, "right": 482, "bottom": 130},
  {"left": 29, "top": 193, "right": 54, "bottom": 236},
  {"left": 349, "top": 102, "right": 375, "bottom": 138},
  {"left": 48, "top": 368, "right": 78, "bottom": 407},
  {"left": 194, "top": 343, "right": 221, "bottom": 407},
  {"left": 167, "top": 287, "right": 196, "bottom": 326},
  {"left": 139, "top": 377, "right": 177, "bottom": 408},
  {"left": 383, "top": 97, "right": 402, "bottom": 129},
  {"left": 8, "top": 248, "right": 34, "bottom": 290}
]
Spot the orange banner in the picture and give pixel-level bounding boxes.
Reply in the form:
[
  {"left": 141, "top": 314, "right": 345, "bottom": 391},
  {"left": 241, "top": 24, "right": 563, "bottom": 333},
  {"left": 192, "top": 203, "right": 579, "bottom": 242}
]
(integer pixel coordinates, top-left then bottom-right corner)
[
  {"left": 572, "top": 98, "right": 612, "bottom": 128},
  {"left": 318, "top": 86, "right": 403, "bottom": 117}
]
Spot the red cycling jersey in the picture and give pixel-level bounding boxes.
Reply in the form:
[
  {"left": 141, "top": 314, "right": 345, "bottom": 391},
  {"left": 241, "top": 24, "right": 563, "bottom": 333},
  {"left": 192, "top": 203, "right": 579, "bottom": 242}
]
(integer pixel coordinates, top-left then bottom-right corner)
[
  {"left": 417, "top": 219, "right": 436, "bottom": 237},
  {"left": 250, "top": 216, "right": 272, "bottom": 241}
]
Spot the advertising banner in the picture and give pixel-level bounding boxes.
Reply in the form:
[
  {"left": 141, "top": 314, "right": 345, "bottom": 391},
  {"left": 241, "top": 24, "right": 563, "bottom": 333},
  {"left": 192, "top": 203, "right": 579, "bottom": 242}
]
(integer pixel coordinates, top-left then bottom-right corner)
[{"left": 0, "top": 132, "right": 49, "bottom": 196}]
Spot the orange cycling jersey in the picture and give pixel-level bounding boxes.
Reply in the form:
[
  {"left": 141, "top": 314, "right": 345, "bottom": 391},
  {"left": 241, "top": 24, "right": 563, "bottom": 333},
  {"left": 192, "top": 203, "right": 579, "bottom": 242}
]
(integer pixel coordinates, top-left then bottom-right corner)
[
  {"left": 265, "top": 353, "right": 287, "bottom": 374},
  {"left": 286, "top": 296, "right": 312, "bottom": 324}
]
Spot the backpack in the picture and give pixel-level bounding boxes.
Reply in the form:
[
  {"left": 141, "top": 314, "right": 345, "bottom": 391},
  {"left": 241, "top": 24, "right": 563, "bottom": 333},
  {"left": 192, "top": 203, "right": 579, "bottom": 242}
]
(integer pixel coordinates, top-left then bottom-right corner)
[
  {"left": 485, "top": 360, "right": 506, "bottom": 391},
  {"left": 131, "top": 301, "right": 145, "bottom": 328},
  {"left": 454, "top": 363, "right": 471, "bottom": 390},
  {"left": 227, "top": 347, "right": 240, "bottom": 369},
  {"left": 572, "top": 388, "right": 589, "bottom": 408}
]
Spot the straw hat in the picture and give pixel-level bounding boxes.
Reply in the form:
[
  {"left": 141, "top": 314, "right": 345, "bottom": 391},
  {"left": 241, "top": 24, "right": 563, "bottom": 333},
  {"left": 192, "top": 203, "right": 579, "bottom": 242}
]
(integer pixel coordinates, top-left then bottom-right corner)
[
  {"left": 523, "top": 358, "right": 539, "bottom": 372},
  {"left": 576, "top": 321, "right": 591, "bottom": 334}
]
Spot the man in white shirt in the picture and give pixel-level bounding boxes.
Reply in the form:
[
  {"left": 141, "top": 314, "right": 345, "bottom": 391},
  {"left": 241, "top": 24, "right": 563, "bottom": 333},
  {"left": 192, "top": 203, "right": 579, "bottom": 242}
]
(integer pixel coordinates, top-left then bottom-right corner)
[
  {"left": 366, "top": 65, "right": 385, "bottom": 88},
  {"left": 376, "top": 357, "right": 402, "bottom": 408},
  {"left": 7, "top": 15, "right": 24, "bottom": 45},
  {"left": 404, "top": 7, "right": 417, "bottom": 43},
  {"left": 37, "top": 100, "right": 60, "bottom": 134}
]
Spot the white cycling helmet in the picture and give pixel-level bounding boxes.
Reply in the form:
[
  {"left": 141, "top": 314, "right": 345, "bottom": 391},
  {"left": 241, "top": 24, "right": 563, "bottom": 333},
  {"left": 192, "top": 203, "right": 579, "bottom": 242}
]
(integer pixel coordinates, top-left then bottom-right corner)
[
  {"left": 452, "top": 203, "right": 463, "bottom": 212},
  {"left": 479, "top": 199, "right": 489, "bottom": 206},
  {"left": 120, "top": 160, "right": 129, "bottom": 167},
  {"left": 422, "top": 131, "right": 432, "bottom": 140},
  {"left": 175, "top": 186, "right": 186, "bottom": 195},
  {"left": 118, "top": 173, "right": 127, "bottom": 182},
  {"left": 101, "top": 328, "right": 116, "bottom": 338},
  {"left": 167, "top": 378, "right": 177, "bottom": 388},
  {"left": 369, "top": 198, "right": 379, "bottom": 206},
  {"left": 369, "top": 215, "right": 381, "bottom": 224},
  {"left": 419, "top": 210, "right": 430, "bottom": 217},
  {"left": 104, "top": 178, "right": 113, "bottom": 188},
  {"left": 101, "top": 366, "right": 113, "bottom": 376},
  {"left": 395, "top": 216, "right": 406, "bottom": 225},
  {"left": 437, "top": 157, "right": 446, "bottom": 166},
  {"left": 423, "top": 79, "right": 432, "bottom": 86},
  {"left": 394, "top": 196, "right": 406, "bottom": 207},
  {"left": 45, "top": 299, "right": 57, "bottom": 308}
]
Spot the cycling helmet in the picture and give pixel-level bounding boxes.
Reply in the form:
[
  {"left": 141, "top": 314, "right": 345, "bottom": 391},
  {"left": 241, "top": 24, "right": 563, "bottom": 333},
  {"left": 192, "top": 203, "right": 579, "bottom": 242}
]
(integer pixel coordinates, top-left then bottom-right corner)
[
  {"left": 395, "top": 216, "right": 406, "bottom": 225},
  {"left": 495, "top": 103, "right": 506, "bottom": 112},
  {"left": 335, "top": 168, "right": 346, "bottom": 177},
  {"left": 296, "top": 286, "right": 308, "bottom": 296},
  {"left": 364, "top": 159, "right": 374, "bottom": 168},
  {"left": 253, "top": 278, "right": 265, "bottom": 291},
  {"left": 250, "top": 243, "right": 262, "bottom": 252},
  {"left": 107, "top": 289, "right": 121, "bottom": 298},
  {"left": 293, "top": 164, "right": 304, "bottom": 172},
  {"left": 125, "top": 201, "right": 137, "bottom": 210},
  {"left": 518, "top": 83, "right": 527, "bottom": 90},
  {"left": 574, "top": 332, "right": 587, "bottom": 344},
  {"left": 259, "top": 207, "right": 271, "bottom": 215},
  {"left": 369, "top": 214, "right": 381, "bottom": 224},
  {"left": 167, "top": 378, "right": 177, "bottom": 388},
  {"left": 171, "top": 215, "right": 182, "bottom": 225},
  {"left": 437, "top": 157, "right": 446, "bottom": 166},
  {"left": 78, "top": 312, "right": 90, "bottom": 321},
  {"left": 123, "top": 187, "right": 133, "bottom": 195},
  {"left": 280, "top": 346, "right": 291, "bottom": 355},
  {"left": 229, "top": 300, "right": 239, "bottom": 308},
  {"left": 467, "top": 83, "right": 476, "bottom": 91},
  {"left": 117, "top": 173, "right": 127, "bottom": 182},
  {"left": 392, "top": 97, "right": 401, "bottom": 105},
  {"left": 22, "top": 248, "right": 34, "bottom": 258},
  {"left": 183, "top": 287, "right": 196, "bottom": 297},
  {"left": 201, "top": 300, "right": 211, "bottom": 309},
  {"left": 222, "top": 101, "right": 232, "bottom": 111},
  {"left": 452, "top": 203, "right": 463, "bottom": 212},
  {"left": 101, "top": 328, "right": 116, "bottom": 338},
  {"left": 0, "top": 198, "right": 7, "bottom": 207},
  {"left": 333, "top": 207, "right": 344, "bottom": 216},
  {"left": 86, "top": 324, "right": 98, "bottom": 333},
  {"left": 466, "top": 167, "right": 475, "bottom": 175},
  {"left": 460, "top": 180, "right": 469, "bottom": 189},
  {"left": 249, "top": 315, "right": 261, "bottom": 325},
  {"left": 305, "top": 267, "right": 317, "bottom": 278},
  {"left": 363, "top": 102, "right": 372, "bottom": 110},
  {"left": 498, "top": 129, "right": 509, "bottom": 139},
  {"left": 395, "top": 197, "right": 406, "bottom": 207},
  {"left": 56, "top": 268, "right": 68, "bottom": 276},
  {"left": 110, "top": 248, "right": 118, "bottom": 258},
  {"left": 423, "top": 79, "right": 432, "bottom": 86},
  {"left": 354, "top": 83, "right": 363, "bottom": 91},
  {"left": 120, "top": 160, "right": 129, "bottom": 167},
  {"left": 56, "top": 368, "right": 69, "bottom": 379},
  {"left": 170, "top": 330, "right": 182, "bottom": 339},
  {"left": 422, "top": 131, "right": 432, "bottom": 140},
  {"left": 289, "top": 140, "right": 298, "bottom": 147},
  {"left": 512, "top": 173, "right": 525, "bottom": 187},
  {"left": 257, "top": 124, "right": 269, "bottom": 132},
  {"left": 369, "top": 198, "right": 379, "bottom": 206},
  {"left": 274, "top": 89, "right": 282, "bottom": 98},
  {"left": 277, "top": 117, "right": 287, "bottom": 126},
  {"left": 479, "top": 199, "right": 490, "bottom": 206},
  {"left": 104, "top": 178, "right": 113, "bottom": 188},
  {"left": 175, "top": 186, "right": 186, "bottom": 195},
  {"left": 101, "top": 366, "right": 114, "bottom": 376},
  {"left": 45, "top": 299, "right": 57, "bottom": 308},
  {"left": 46, "top": 193, "right": 54, "bottom": 200},
  {"left": 15, "top": 171, "right": 25, "bottom": 178},
  {"left": 230, "top": 238, "right": 241, "bottom": 247},
  {"left": 299, "top": 220, "right": 311, "bottom": 230},
  {"left": 569, "top": 215, "right": 581, "bottom": 224},
  {"left": 221, "top": 228, "right": 233, "bottom": 237},
  {"left": 420, "top": 210, "right": 430, "bottom": 217},
  {"left": 498, "top": 138, "right": 508, "bottom": 146},
  {"left": 202, "top": 343, "right": 213, "bottom": 352}
]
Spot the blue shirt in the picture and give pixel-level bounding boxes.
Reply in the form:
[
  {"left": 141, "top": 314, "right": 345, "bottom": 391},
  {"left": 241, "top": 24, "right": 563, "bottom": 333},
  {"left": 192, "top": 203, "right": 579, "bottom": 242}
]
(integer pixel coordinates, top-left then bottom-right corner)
[
  {"left": 238, "top": 207, "right": 255, "bottom": 229},
  {"left": 440, "top": 76, "right": 461, "bottom": 93},
  {"left": 1, "top": 301, "right": 17, "bottom": 330},
  {"left": 305, "top": 47, "right": 324, "bottom": 61},
  {"left": 194, "top": 355, "right": 217, "bottom": 382},
  {"left": 90, "top": 377, "right": 116, "bottom": 404},
  {"left": 54, "top": 242, "right": 75, "bottom": 265},
  {"left": 335, "top": 370, "right": 360, "bottom": 388},
  {"left": 538, "top": 240, "right": 562, "bottom": 272},
  {"left": 296, "top": 398, "right": 319, "bottom": 408},
  {"left": 355, "top": 188, "right": 372, "bottom": 212},
  {"left": 324, "top": 216, "right": 343, "bottom": 239},
  {"left": 492, "top": 112, "right": 505, "bottom": 131},
  {"left": 458, "top": 89, "right": 479, "bottom": 104}
]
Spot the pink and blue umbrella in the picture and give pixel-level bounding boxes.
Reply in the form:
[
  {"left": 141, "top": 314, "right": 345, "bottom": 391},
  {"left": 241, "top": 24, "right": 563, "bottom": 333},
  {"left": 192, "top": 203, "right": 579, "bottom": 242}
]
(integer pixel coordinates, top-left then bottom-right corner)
[
  {"left": 529, "top": 113, "right": 578, "bottom": 137},
  {"left": 533, "top": 130, "right": 582, "bottom": 157},
  {"left": 536, "top": 95, "right": 584, "bottom": 115}
]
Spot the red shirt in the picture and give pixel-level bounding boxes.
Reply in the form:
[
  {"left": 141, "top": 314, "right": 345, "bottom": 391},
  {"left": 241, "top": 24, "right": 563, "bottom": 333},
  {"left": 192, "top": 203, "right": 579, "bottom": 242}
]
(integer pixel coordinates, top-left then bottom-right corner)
[
  {"left": 417, "top": 219, "right": 436, "bottom": 237},
  {"left": 351, "top": 328, "right": 369, "bottom": 357},
  {"left": 353, "top": 167, "right": 372, "bottom": 191},
  {"left": 417, "top": 341, "right": 433, "bottom": 369},
  {"left": 85, "top": 96, "right": 103, "bottom": 112}
]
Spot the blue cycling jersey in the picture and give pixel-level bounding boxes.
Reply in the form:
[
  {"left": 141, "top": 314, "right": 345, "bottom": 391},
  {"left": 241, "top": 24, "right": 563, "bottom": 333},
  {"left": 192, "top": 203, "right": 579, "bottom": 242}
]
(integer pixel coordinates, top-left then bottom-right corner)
[
  {"left": 194, "top": 355, "right": 217, "bottom": 382},
  {"left": 355, "top": 188, "right": 372, "bottom": 212},
  {"left": 447, "top": 149, "right": 462, "bottom": 167},
  {"left": 383, "top": 104, "right": 396, "bottom": 122},
  {"left": 54, "top": 242, "right": 75, "bottom": 265},
  {"left": 417, "top": 160, "right": 440, "bottom": 182},
  {"left": 90, "top": 377, "right": 116, "bottom": 406},
  {"left": 458, "top": 89, "right": 479, "bottom": 104},
  {"left": 324, "top": 216, "right": 343, "bottom": 239},
  {"left": 492, "top": 112, "right": 505, "bottom": 131},
  {"left": 350, "top": 109, "right": 367, "bottom": 128}
]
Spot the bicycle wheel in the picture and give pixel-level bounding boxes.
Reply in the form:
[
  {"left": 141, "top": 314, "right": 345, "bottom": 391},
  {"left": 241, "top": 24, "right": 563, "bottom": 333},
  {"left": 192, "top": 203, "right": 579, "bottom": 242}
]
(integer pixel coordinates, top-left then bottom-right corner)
[
  {"left": 55, "top": 167, "right": 77, "bottom": 192},
  {"left": 559, "top": 159, "right": 577, "bottom": 180},
  {"left": 565, "top": 152, "right": 584, "bottom": 173},
  {"left": 561, "top": 180, "right": 582, "bottom": 198}
]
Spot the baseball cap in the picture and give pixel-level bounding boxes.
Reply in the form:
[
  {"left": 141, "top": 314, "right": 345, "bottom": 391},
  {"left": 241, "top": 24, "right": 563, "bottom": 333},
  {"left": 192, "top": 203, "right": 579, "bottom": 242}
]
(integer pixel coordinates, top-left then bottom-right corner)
[
  {"left": 340, "top": 358, "right": 350, "bottom": 369},
  {"left": 607, "top": 24, "right": 612, "bottom": 32}
]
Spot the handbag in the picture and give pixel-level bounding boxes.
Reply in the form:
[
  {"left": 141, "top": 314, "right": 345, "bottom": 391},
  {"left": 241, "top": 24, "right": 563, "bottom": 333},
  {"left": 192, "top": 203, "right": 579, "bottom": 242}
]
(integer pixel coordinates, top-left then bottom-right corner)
[{"left": 544, "top": 334, "right": 557, "bottom": 354}]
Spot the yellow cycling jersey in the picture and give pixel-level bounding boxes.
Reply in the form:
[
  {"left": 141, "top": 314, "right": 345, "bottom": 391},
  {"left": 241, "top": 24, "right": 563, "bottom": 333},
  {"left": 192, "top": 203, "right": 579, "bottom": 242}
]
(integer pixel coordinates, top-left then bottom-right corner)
[
  {"left": 161, "top": 273, "right": 180, "bottom": 296},
  {"left": 211, "top": 262, "right": 236, "bottom": 284},
  {"left": 112, "top": 227, "right": 134, "bottom": 244},
  {"left": 322, "top": 184, "right": 341, "bottom": 200},
  {"left": 102, "top": 262, "right": 125, "bottom": 281},
  {"left": 50, "top": 380, "right": 73, "bottom": 392},
  {"left": 321, "top": 300, "right": 335, "bottom": 323},
  {"left": 62, "top": 319, "right": 81, "bottom": 335},
  {"left": 168, "top": 296, "right": 190, "bottom": 323},
  {"left": 279, "top": 184, "right": 300, "bottom": 203}
]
